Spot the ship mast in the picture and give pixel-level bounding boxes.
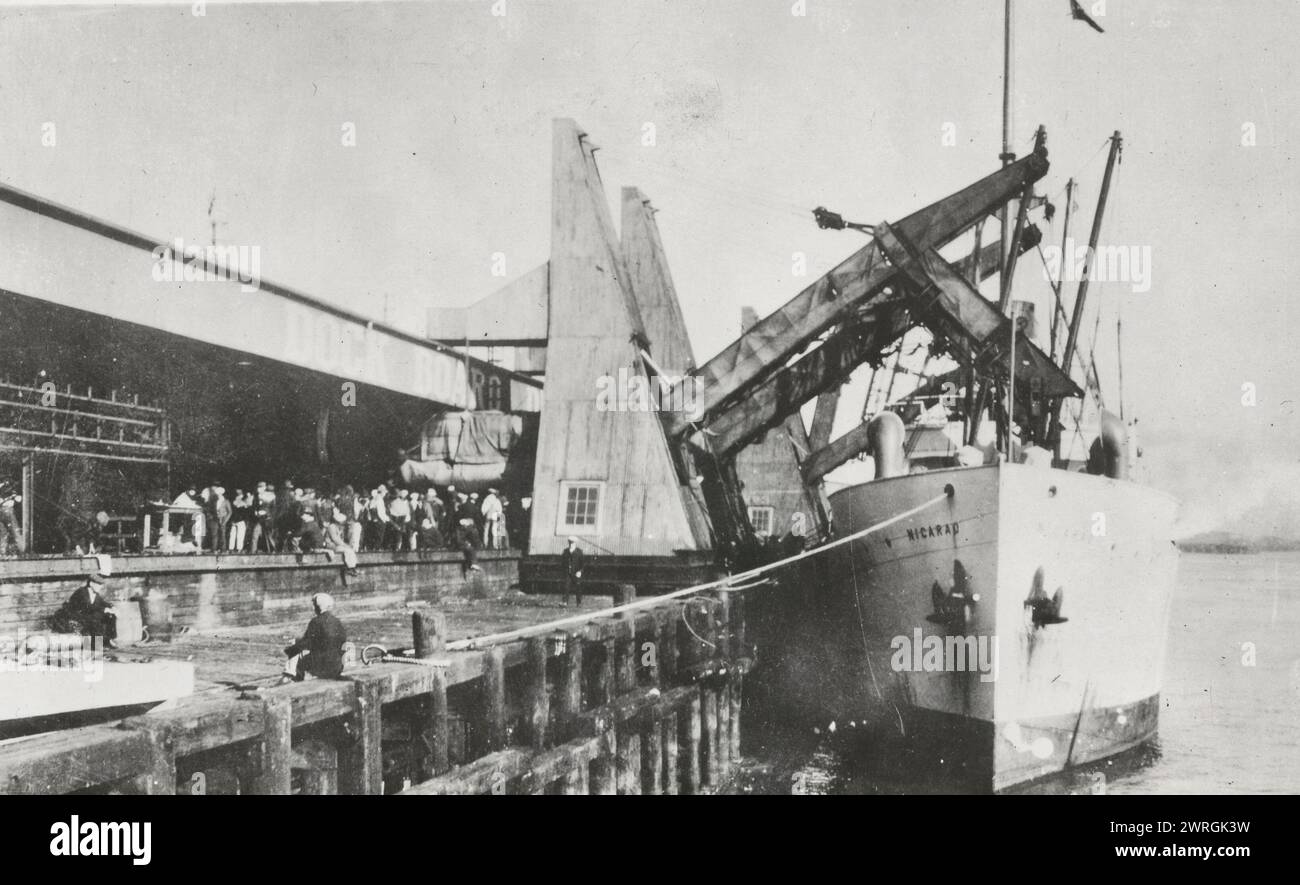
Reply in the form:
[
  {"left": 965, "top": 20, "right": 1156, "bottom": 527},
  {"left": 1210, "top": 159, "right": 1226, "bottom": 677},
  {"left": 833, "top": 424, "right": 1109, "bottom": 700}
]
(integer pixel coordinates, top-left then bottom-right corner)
[
  {"left": 1051, "top": 130, "right": 1122, "bottom": 458},
  {"left": 999, "top": 0, "right": 1015, "bottom": 272},
  {"left": 1061, "top": 133, "right": 1121, "bottom": 383},
  {"left": 997, "top": 0, "right": 1017, "bottom": 458},
  {"left": 1049, "top": 178, "right": 1076, "bottom": 359},
  {"left": 964, "top": 0, "right": 1017, "bottom": 451}
]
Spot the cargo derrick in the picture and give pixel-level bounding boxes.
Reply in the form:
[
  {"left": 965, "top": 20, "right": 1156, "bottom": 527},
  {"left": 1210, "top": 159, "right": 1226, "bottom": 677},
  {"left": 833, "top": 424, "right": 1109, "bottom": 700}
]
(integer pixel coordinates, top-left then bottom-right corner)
[{"left": 671, "top": 139, "right": 1054, "bottom": 556}]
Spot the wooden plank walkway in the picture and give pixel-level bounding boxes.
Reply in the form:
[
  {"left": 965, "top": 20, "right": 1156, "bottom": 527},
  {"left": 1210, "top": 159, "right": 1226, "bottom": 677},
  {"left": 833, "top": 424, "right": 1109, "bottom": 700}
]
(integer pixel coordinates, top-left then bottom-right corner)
[
  {"left": 0, "top": 587, "right": 752, "bottom": 796},
  {"left": 108, "top": 596, "right": 607, "bottom": 693}
]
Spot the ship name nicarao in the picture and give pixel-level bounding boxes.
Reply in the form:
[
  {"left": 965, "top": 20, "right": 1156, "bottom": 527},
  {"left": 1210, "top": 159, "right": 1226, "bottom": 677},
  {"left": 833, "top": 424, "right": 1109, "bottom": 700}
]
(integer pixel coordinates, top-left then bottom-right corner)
[{"left": 905, "top": 522, "right": 960, "bottom": 542}]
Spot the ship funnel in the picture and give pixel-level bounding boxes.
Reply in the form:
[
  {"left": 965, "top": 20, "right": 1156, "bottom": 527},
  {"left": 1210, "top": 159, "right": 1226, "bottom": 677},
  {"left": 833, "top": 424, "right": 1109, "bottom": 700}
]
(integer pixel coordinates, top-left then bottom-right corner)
[
  {"left": 867, "top": 411, "right": 907, "bottom": 479},
  {"left": 1087, "top": 410, "right": 1128, "bottom": 480}
]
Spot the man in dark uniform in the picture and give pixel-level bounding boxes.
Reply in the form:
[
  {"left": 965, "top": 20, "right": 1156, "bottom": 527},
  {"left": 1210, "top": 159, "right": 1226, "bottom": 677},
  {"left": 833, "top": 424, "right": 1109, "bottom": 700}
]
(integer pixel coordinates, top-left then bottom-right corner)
[
  {"left": 272, "top": 480, "right": 300, "bottom": 551},
  {"left": 283, "top": 592, "right": 347, "bottom": 681},
  {"left": 440, "top": 484, "right": 458, "bottom": 542},
  {"left": 560, "top": 535, "right": 585, "bottom": 606},
  {"left": 206, "top": 483, "right": 231, "bottom": 554},
  {"left": 51, "top": 571, "right": 117, "bottom": 648},
  {"left": 250, "top": 481, "right": 275, "bottom": 553}
]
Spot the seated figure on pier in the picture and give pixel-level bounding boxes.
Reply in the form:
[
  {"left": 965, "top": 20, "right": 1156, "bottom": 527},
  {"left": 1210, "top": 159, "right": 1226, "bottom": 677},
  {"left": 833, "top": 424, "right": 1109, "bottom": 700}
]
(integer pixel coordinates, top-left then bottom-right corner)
[
  {"left": 49, "top": 571, "right": 117, "bottom": 649},
  {"left": 324, "top": 510, "right": 360, "bottom": 576},
  {"left": 283, "top": 592, "right": 347, "bottom": 681}
]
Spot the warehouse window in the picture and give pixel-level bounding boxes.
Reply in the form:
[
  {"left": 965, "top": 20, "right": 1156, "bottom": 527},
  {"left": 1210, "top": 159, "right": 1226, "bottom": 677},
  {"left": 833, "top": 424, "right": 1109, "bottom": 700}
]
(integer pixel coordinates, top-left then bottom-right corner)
[
  {"left": 747, "top": 505, "right": 775, "bottom": 536},
  {"left": 558, "top": 481, "right": 604, "bottom": 535}
]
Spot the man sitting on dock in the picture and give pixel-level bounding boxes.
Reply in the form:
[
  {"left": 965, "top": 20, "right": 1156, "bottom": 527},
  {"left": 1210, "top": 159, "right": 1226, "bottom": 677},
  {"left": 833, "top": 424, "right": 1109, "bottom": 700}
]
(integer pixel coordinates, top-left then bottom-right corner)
[
  {"left": 292, "top": 511, "right": 326, "bottom": 554},
  {"left": 324, "top": 510, "right": 360, "bottom": 577},
  {"left": 50, "top": 571, "right": 117, "bottom": 649},
  {"left": 282, "top": 592, "right": 347, "bottom": 681}
]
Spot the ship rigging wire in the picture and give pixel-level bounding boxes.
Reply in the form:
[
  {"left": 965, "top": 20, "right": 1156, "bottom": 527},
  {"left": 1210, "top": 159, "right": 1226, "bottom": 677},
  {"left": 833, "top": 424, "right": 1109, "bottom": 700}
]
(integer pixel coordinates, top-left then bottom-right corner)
[{"left": 445, "top": 489, "right": 955, "bottom": 652}]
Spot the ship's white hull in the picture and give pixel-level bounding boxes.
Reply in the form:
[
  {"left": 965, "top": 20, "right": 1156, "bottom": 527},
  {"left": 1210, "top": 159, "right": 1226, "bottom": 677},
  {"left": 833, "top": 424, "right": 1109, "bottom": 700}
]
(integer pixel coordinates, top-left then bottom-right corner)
[{"left": 783, "top": 462, "right": 1179, "bottom": 791}]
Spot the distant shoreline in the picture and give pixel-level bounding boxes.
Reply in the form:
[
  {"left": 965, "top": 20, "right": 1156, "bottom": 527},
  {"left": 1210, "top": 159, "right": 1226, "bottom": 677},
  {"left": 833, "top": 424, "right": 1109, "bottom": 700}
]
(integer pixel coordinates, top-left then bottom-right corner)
[{"left": 1178, "top": 542, "right": 1300, "bottom": 554}]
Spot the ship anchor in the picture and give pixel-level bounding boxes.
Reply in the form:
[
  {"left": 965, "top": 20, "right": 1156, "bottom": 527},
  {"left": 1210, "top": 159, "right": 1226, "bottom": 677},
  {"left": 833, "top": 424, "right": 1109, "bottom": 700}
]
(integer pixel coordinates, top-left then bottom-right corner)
[
  {"left": 927, "top": 559, "right": 979, "bottom": 633},
  {"left": 1024, "top": 566, "right": 1068, "bottom": 627}
]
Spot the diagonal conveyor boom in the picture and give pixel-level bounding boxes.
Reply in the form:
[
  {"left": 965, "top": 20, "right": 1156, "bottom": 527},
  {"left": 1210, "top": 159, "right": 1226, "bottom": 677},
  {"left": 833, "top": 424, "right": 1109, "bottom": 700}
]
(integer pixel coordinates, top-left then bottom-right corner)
[
  {"left": 876, "top": 222, "right": 1081, "bottom": 398},
  {"left": 664, "top": 145, "right": 1049, "bottom": 439},
  {"left": 694, "top": 310, "right": 910, "bottom": 457},
  {"left": 696, "top": 218, "right": 1039, "bottom": 458}
]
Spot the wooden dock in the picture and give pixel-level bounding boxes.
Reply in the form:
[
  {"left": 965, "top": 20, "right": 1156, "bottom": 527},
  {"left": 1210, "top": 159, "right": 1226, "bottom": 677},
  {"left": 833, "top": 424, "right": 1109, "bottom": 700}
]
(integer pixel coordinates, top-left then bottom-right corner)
[{"left": 0, "top": 588, "right": 749, "bottom": 795}]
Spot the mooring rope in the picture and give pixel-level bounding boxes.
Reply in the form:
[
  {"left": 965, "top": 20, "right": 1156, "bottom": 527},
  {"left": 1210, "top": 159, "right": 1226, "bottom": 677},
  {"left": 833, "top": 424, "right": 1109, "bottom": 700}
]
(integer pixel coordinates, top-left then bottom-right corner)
[
  {"left": 680, "top": 597, "right": 717, "bottom": 650},
  {"left": 444, "top": 485, "right": 955, "bottom": 652},
  {"left": 360, "top": 644, "right": 447, "bottom": 667}
]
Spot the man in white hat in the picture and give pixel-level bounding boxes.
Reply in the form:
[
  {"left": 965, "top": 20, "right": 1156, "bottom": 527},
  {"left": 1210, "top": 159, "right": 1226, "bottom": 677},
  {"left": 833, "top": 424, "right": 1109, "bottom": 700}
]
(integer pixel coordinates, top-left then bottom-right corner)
[
  {"left": 560, "top": 536, "right": 585, "bottom": 606},
  {"left": 283, "top": 592, "right": 347, "bottom": 681},
  {"left": 481, "top": 488, "right": 504, "bottom": 549}
]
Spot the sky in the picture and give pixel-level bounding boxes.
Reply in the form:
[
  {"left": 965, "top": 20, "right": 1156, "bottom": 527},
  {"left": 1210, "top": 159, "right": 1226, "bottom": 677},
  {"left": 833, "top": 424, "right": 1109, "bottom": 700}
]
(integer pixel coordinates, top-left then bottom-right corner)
[{"left": 1, "top": 0, "right": 1296, "bottom": 534}]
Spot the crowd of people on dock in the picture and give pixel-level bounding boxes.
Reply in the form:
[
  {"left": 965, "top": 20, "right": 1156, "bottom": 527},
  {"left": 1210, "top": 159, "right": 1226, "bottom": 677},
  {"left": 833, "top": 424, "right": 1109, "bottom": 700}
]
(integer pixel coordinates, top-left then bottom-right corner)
[
  {"left": 1, "top": 459, "right": 544, "bottom": 561},
  {"left": 153, "top": 481, "right": 531, "bottom": 570}
]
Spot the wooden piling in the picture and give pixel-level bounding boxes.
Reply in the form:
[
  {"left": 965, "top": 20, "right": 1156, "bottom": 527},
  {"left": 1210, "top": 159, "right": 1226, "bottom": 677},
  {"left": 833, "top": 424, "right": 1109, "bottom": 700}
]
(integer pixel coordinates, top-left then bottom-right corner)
[
  {"left": 717, "top": 681, "right": 732, "bottom": 780},
  {"left": 418, "top": 668, "right": 450, "bottom": 778},
  {"left": 644, "top": 717, "right": 663, "bottom": 795},
  {"left": 662, "top": 712, "right": 679, "bottom": 796},
  {"left": 558, "top": 631, "right": 583, "bottom": 736},
  {"left": 250, "top": 695, "right": 292, "bottom": 795},
  {"left": 482, "top": 646, "right": 506, "bottom": 753},
  {"left": 562, "top": 762, "right": 589, "bottom": 795},
  {"left": 615, "top": 623, "right": 636, "bottom": 694},
  {"left": 702, "top": 687, "right": 718, "bottom": 788},
  {"left": 676, "top": 696, "right": 696, "bottom": 795},
  {"left": 715, "top": 592, "right": 732, "bottom": 660},
  {"left": 616, "top": 725, "right": 642, "bottom": 796},
  {"left": 526, "top": 636, "right": 549, "bottom": 750},
  {"left": 413, "top": 610, "right": 446, "bottom": 658},
  {"left": 656, "top": 606, "right": 678, "bottom": 684},
  {"left": 591, "top": 727, "right": 617, "bottom": 795},
  {"left": 596, "top": 634, "right": 615, "bottom": 705},
  {"left": 729, "top": 675, "right": 743, "bottom": 762},
  {"left": 339, "top": 678, "right": 384, "bottom": 795},
  {"left": 731, "top": 589, "right": 747, "bottom": 657},
  {"left": 614, "top": 583, "right": 636, "bottom": 613}
]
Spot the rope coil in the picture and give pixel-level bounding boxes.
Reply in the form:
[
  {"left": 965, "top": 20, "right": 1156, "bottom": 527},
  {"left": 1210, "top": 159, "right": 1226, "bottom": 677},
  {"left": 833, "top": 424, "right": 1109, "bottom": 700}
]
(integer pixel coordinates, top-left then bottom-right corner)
[{"left": 360, "top": 644, "right": 447, "bottom": 667}]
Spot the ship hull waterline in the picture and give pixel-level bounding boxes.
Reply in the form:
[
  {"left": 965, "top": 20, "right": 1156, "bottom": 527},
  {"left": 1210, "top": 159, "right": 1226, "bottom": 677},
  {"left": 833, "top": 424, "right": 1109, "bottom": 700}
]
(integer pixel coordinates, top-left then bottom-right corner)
[{"left": 757, "top": 462, "right": 1178, "bottom": 792}]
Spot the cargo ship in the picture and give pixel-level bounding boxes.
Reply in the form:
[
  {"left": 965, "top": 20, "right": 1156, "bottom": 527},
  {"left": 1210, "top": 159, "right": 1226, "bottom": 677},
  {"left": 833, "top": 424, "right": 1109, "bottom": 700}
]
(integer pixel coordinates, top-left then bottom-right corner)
[
  {"left": 733, "top": 2, "right": 1179, "bottom": 791},
  {"left": 813, "top": 444, "right": 1179, "bottom": 790}
]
